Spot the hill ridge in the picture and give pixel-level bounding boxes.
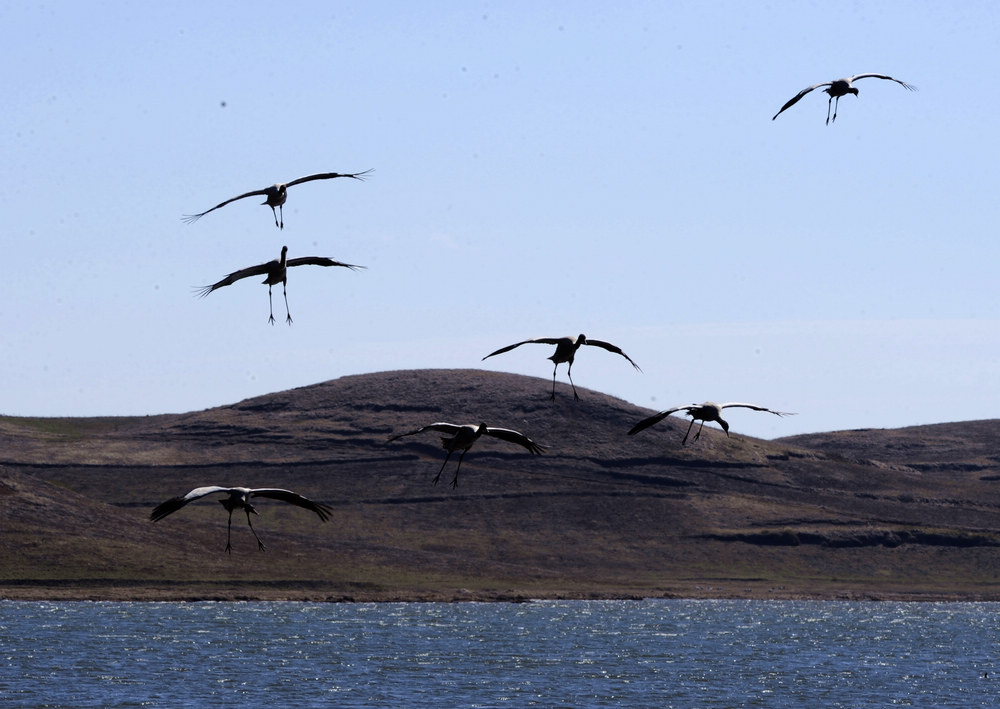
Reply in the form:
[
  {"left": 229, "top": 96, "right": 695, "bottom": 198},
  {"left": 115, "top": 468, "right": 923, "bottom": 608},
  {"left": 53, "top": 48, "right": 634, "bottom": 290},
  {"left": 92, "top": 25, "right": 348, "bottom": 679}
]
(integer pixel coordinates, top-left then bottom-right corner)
[{"left": 2, "top": 369, "right": 999, "bottom": 601}]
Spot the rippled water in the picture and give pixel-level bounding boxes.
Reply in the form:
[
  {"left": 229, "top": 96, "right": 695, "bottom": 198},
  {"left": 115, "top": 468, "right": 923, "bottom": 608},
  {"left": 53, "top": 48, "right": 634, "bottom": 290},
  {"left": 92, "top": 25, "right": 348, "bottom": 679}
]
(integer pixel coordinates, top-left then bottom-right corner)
[{"left": 2, "top": 599, "right": 999, "bottom": 707}]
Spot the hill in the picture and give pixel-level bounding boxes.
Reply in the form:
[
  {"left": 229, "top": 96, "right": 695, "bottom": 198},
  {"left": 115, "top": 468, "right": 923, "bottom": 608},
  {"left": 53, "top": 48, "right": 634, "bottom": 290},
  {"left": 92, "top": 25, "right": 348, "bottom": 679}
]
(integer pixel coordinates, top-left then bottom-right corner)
[{"left": 2, "top": 369, "right": 999, "bottom": 601}]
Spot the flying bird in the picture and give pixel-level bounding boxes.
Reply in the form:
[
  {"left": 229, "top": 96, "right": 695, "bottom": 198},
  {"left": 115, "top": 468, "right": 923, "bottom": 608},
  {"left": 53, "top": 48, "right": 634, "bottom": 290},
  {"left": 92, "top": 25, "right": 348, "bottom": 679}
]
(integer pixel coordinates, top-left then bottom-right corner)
[
  {"left": 195, "top": 245, "right": 364, "bottom": 325},
  {"left": 772, "top": 74, "right": 916, "bottom": 124},
  {"left": 628, "top": 402, "right": 793, "bottom": 444},
  {"left": 182, "top": 170, "right": 373, "bottom": 229},
  {"left": 482, "top": 334, "right": 641, "bottom": 400},
  {"left": 150, "top": 486, "right": 332, "bottom": 553},
  {"left": 388, "top": 422, "right": 544, "bottom": 488}
]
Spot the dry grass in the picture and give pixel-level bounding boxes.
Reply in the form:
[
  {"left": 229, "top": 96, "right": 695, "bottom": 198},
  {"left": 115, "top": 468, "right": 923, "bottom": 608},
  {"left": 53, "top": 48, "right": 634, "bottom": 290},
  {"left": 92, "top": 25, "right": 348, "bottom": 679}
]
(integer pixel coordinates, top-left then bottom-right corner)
[{"left": 2, "top": 369, "right": 1000, "bottom": 601}]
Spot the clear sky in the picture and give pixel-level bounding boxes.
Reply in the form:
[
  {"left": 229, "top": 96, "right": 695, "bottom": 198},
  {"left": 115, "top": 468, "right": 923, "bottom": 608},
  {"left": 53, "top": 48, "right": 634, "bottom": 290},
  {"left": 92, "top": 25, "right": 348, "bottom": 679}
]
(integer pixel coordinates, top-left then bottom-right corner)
[{"left": 3, "top": 1, "right": 998, "bottom": 439}]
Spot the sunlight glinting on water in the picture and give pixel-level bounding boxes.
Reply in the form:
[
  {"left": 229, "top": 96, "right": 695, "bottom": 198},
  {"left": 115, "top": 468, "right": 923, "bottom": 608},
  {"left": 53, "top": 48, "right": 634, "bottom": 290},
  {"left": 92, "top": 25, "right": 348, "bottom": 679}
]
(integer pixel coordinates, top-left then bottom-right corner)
[{"left": 2, "top": 599, "right": 1000, "bottom": 707}]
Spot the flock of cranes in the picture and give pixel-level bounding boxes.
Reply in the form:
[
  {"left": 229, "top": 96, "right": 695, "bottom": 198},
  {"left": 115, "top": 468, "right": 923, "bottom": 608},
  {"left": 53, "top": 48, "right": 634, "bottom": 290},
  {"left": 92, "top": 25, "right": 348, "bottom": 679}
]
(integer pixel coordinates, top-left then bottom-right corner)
[{"left": 156, "top": 73, "right": 912, "bottom": 552}]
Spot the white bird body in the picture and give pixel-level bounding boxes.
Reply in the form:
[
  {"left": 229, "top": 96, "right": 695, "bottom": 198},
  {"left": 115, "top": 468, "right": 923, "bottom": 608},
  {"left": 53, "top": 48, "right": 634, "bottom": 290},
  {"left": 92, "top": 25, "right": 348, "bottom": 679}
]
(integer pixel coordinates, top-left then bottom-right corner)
[
  {"left": 196, "top": 245, "right": 364, "bottom": 325},
  {"left": 628, "top": 401, "right": 793, "bottom": 444},
  {"left": 150, "top": 485, "right": 332, "bottom": 553},
  {"left": 772, "top": 73, "right": 916, "bottom": 124},
  {"left": 183, "top": 169, "right": 372, "bottom": 229},
  {"left": 482, "top": 333, "right": 641, "bottom": 400},
  {"left": 388, "top": 421, "right": 544, "bottom": 487}
]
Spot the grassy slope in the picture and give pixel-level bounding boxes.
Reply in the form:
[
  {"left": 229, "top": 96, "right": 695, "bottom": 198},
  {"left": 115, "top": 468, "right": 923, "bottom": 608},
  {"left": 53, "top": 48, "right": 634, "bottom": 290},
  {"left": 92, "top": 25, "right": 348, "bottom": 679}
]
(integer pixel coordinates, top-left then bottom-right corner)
[{"left": 2, "top": 369, "right": 999, "bottom": 601}]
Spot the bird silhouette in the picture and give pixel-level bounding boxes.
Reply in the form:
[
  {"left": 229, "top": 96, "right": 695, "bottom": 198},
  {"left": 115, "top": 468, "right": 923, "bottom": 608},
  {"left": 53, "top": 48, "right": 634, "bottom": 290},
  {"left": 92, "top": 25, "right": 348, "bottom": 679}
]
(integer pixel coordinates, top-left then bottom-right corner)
[
  {"left": 772, "top": 74, "right": 916, "bottom": 124},
  {"left": 183, "top": 170, "right": 372, "bottom": 228},
  {"left": 195, "top": 245, "right": 364, "bottom": 325},
  {"left": 482, "top": 334, "right": 640, "bottom": 400},
  {"left": 150, "top": 486, "right": 332, "bottom": 553},
  {"left": 388, "top": 422, "right": 544, "bottom": 488},
  {"left": 628, "top": 402, "right": 793, "bottom": 444}
]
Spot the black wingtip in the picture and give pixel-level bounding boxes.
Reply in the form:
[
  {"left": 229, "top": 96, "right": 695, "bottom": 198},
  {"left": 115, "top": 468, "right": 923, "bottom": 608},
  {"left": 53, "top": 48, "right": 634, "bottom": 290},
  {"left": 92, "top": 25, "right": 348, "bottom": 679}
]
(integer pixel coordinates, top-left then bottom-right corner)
[{"left": 150, "top": 497, "right": 182, "bottom": 522}]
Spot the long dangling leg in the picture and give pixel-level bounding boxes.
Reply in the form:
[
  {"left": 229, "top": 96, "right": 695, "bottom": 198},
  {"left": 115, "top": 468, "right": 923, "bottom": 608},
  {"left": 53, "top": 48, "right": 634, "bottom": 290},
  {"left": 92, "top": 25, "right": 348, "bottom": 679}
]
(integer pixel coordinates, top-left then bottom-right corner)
[
  {"left": 432, "top": 450, "right": 454, "bottom": 485},
  {"left": 278, "top": 204, "right": 284, "bottom": 230},
  {"left": 825, "top": 96, "right": 833, "bottom": 125},
  {"left": 692, "top": 420, "right": 708, "bottom": 442},
  {"left": 550, "top": 363, "right": 558, "bottom": 400},
  {"left": 283, "top": 280, "right": 293, "bottom": 325},
  {"left": 567, "top": 361, "right": 579, "bottom": 400},
  {"left": 270, "top": 205, "right": 280, "bottom": 229},
  {"left": 225, "top": 509, "right": 235, "bottom": 554},
  {"left": 267, "top": 285, "right": 276, "bottom": 325},
  {"left": 450, "top": 449, "right": 469, "bottom": 489},
  {"left": 831, "top": 96, "right": 841, "bottom": 124},
  {"left": 681, "top": 418, "right": 697, "bottom": 445},
  {"left": 245, "top": 509, "right": 266, "bottom": 551}
]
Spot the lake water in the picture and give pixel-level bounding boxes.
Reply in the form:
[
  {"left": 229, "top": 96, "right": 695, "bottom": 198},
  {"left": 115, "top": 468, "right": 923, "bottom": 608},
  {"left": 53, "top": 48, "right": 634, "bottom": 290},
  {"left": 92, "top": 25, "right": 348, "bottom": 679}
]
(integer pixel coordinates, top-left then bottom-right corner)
[{"left": 2, "top": 599, "right": 999, "bottom": 707}]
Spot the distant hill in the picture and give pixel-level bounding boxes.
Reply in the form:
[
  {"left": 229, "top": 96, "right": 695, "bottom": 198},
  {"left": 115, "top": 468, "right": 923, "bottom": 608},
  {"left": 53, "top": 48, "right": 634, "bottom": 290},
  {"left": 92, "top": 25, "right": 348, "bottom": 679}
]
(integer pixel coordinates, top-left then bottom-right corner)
[{"left": 2, "top": 369, "right": 999, "bottom": 601}]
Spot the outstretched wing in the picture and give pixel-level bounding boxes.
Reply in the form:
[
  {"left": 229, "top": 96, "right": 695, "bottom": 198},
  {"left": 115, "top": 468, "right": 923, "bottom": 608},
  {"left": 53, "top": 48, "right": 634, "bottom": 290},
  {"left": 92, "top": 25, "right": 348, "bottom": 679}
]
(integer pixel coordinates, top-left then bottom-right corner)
[
  {"left": 182, "top": 188, "right": 270, "bottom": 224},
  {"left": 150, "top": 485, "right": 231, "bottom": 521},
  {"left": 285, "top": 170, "right": 374, "bottom": 187},
  {"left": 286, "top": 256, "right": 366, "bottom": 271},
  {"left": 249, "top": 488, "right": 332, "bottom": 521},
  {"left": 847, "top": 74, "right": 917, "bottom": 91},
  {"left": 484, "top": 426, "right": 545, "bottom": 455},
  {"left": 772, "top": 82, "right": 831, "bottom": 120},
  {"left": 194, "top": 261, "right": 274, "bottom": 298},
  {"left": 482, "top": 337, "right": 563, "bottom": 360},
  {"left": 718, "top": 403, "right": 794, "bottom": 416},
  {"left": 627, "top": 406, "right": 692, "bottom": 436},
  {"left": 582, "top": 339, "right": 642, "bottom": 372},
  {"left": 387, "top": 422, "right": 463, "bottom": 442}
]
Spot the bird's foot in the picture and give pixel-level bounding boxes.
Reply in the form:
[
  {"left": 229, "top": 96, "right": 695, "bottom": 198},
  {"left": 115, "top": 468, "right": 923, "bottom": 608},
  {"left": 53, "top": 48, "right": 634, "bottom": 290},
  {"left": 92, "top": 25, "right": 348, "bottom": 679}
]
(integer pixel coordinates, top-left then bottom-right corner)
[
  {"left": 285, "top": 314, "right": 293, "bottom": 325},
  {"left": 268, "top": 314, "right": 276, "bottom": 325},
  {"left": 431, "top": 473, "right": 442, "bottom": 485},
  {"left": 257, "top": 540, "right": 267, "bottom": 552},
  {"left": 449, "top": 476, "right": 459, "bottom": 489},
  {"left": 225, "top": 543, "right": 233, "bottom": 554}
]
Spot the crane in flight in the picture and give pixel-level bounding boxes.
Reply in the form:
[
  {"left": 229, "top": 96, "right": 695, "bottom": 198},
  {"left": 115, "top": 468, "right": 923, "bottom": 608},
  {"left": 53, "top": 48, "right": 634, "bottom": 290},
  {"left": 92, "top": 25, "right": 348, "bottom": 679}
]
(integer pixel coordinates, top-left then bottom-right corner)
[
  {"left": 388, "top": 422, "right": 544, "bottom": 488},
  {"left": 628, "top": 402, "right": 793, "bottom": 444},
  {"left": 150, "top": 486, "right": 332, "bottom": 553},
  {"left": 772, "top": 74, "right": 916, "bottom": 124},
  {"left": 195, "top": 245, "right": 364, "bottom": 325},
  {"left": 482, "top": 334, "right": 640, "bottom": 401},
  {"left": 183, "top": 169, "right": 372, "bottom": 229}
]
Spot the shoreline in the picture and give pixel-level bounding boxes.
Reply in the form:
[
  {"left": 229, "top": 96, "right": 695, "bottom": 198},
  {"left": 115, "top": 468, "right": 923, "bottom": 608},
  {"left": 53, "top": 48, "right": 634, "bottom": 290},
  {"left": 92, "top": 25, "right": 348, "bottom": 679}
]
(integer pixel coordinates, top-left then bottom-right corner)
[{"left": 4, "top": 582, "right": 998, "bottom": 604}]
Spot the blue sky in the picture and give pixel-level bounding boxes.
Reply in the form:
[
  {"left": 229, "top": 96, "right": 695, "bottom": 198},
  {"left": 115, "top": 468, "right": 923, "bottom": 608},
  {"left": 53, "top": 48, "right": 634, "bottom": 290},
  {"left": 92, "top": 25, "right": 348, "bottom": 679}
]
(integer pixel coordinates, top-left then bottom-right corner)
[{"left": 2, "top": 1, "right": 997, "bottom": 438}]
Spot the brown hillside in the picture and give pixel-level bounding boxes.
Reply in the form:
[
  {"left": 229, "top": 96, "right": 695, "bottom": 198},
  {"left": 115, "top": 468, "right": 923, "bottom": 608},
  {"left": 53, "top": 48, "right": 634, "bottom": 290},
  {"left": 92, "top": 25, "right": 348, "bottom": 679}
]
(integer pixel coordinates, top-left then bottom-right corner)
[{"left": 2, "top": 369, "right": 999, "bottom": 601}]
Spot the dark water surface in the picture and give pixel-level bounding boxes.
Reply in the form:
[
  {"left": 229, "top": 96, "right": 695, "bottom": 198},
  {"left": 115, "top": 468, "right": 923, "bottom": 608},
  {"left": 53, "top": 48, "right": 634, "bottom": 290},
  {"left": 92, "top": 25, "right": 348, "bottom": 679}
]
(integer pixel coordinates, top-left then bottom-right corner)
[{"left": 2, "top": 599, "right": 999, "bottom": 707}]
